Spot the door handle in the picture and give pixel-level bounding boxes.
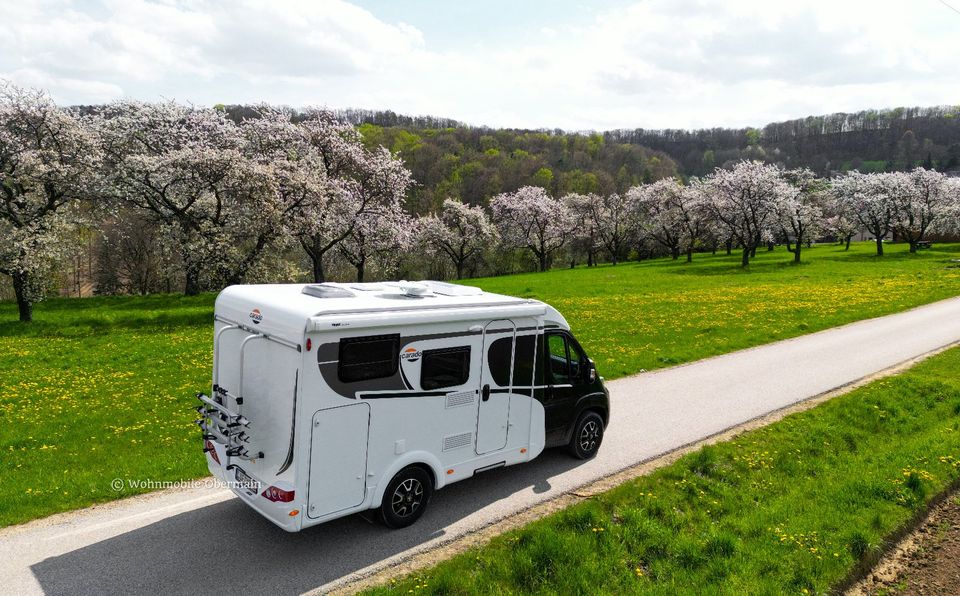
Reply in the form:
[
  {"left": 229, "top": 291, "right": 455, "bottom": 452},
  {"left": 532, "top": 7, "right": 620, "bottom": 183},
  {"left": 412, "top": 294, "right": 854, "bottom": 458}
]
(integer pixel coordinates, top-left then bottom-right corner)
[{"left": 481, "top": 384, "right": 490, "bottom": 402}]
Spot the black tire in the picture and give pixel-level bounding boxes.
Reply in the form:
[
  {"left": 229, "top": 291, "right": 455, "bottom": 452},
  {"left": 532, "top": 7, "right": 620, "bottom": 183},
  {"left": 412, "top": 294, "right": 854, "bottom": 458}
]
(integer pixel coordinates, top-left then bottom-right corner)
[
  {"left": 379, "top": 466, "right": 433, "bottom": 529},
  {"left": 568, "top": 411, "right": 604, "bottom": 459}
]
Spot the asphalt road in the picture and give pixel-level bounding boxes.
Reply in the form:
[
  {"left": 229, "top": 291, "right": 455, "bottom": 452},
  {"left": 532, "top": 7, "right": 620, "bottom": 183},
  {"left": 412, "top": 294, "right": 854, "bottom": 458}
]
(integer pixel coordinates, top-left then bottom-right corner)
[{"left": 3, "top": 296, "right": 960, "bottom": 595}]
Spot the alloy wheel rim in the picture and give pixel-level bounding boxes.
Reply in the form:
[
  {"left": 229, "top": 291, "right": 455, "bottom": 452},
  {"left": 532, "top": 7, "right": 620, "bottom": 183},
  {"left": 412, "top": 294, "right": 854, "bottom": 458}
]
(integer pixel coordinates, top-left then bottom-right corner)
[
  {"left": 391, "top": 478, "right": 424, "bottom": 518},
  {"left": 579, "top": 420, "right": 600, "bottom": 452}
]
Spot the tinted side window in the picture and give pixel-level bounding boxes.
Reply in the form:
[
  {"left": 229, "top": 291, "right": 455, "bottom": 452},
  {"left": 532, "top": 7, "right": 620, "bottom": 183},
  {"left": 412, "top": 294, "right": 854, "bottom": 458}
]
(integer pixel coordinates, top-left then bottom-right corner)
[
  {"left": 547, "top": 334, "right": 570, "bottom": 384},
  {"left": 421, "top": 346, "right": 471, "bottom": 390},
  {"left": 513, "top": 335, "right": 537, "bottom": 387},
  {"left": 488, "top": 337, "right": 514, "bottom": 387},
  {"left": 568, "top": 338, "right": 588, "bottom": 383},
  {"left": 338, "top": 334, "right": 400, "bottom": 382}
]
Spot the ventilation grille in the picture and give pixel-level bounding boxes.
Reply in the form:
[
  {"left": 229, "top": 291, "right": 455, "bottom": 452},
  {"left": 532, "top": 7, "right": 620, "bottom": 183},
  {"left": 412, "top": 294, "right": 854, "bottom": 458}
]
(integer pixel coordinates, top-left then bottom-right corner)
[
  {"left": 445, "top": 391, "right": 475, "bottom": 408},
  {"left": 443, "top": 432, "right": 473, "bottom": 451}
]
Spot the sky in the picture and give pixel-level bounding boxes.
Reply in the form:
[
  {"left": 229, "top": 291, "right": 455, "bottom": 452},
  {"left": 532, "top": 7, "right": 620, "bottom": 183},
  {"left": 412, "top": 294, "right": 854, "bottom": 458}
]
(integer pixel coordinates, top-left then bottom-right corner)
[{"left": 2, "top": 0, "right": 959, "bottom": 131}]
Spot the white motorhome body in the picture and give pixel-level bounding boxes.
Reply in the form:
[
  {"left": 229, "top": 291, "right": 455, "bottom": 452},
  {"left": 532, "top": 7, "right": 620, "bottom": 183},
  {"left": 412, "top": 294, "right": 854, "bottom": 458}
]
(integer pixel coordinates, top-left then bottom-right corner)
[{"left": 198, "top": 280, "right": 609, "bottom": 531}]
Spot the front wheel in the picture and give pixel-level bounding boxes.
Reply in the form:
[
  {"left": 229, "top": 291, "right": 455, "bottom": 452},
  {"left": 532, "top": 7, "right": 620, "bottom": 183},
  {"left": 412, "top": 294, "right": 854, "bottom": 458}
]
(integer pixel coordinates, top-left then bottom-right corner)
[
  {"left": 568, "top": 411, "right": 604, "bottom": 459},
  {"left": 379, "top": 466, "right": 433, "bottom": 529}
]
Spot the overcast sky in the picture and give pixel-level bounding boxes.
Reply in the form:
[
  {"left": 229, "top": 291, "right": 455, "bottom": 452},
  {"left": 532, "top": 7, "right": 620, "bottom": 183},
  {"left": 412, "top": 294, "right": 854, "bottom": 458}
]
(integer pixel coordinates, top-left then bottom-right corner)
[{"left": 2, "top": 0, "right": 959, "bottom": 130}]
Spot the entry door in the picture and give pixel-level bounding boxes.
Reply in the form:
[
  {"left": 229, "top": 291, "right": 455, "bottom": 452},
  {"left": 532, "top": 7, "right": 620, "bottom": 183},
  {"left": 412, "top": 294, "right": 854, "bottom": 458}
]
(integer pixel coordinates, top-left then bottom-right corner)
[
  {"left": 307, "top": 403, "right": 370, "bottom": 518},
  {"left": 476, "top": 319, "right": 515, "bottom": 454}
]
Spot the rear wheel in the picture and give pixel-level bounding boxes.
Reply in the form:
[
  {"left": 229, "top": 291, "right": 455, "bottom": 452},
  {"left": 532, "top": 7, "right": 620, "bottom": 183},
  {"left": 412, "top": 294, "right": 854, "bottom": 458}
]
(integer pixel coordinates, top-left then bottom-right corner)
[
  {"left": 568, "top": 411, "right": 604, "bottom": 459},
  {"left": 379, "top": 466, "right": 433, "bottom": 529}
]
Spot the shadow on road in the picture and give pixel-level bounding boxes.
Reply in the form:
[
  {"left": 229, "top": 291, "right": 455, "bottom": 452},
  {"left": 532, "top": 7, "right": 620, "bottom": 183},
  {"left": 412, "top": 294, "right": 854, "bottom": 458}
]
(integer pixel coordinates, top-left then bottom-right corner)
[{"left": 31, "top": 449, "right": 583, "bottom": 595}]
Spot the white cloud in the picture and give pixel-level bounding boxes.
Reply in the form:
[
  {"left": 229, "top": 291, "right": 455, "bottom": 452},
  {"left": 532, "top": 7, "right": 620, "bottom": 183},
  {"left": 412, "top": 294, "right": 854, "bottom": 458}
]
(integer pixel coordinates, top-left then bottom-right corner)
[{"left": 1, "top": 0, "right": 958, "bottom": 129}]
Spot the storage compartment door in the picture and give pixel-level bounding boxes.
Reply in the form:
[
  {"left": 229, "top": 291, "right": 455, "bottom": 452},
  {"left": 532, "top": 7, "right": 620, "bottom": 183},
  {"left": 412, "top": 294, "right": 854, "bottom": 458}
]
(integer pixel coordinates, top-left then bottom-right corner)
[{"left": 307, "top": 403, "right": 371, "bottom": 519}]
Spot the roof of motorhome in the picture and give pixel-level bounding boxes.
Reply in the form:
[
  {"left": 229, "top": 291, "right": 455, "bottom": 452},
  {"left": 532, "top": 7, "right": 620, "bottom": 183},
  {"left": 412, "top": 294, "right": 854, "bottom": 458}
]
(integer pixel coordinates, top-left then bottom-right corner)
[{"left": 215, "top": 281, "right": 567, "bottom": 342}]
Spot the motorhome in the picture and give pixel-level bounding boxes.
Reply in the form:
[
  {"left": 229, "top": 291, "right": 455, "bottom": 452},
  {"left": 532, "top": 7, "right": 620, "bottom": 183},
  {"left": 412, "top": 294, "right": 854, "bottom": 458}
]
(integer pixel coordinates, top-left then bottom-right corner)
[{"left": 197, "top": 280, "right": 610, "bottom": 531}]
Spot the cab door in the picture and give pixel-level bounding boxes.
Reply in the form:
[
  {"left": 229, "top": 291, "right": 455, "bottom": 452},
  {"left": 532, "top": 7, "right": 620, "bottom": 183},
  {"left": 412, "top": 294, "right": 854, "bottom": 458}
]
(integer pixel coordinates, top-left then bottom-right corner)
[
  {"left": 543, "top": 332, "right": 590, "bottom": 442},
  {"left": 476, "top": 319, "right": 515, "bottom": 454}
]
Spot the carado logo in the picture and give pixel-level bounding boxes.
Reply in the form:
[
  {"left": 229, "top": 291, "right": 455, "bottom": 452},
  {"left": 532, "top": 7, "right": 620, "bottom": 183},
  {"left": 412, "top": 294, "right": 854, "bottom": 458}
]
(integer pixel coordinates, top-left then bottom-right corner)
[
  {"left": 249, "top": 308, "right": 263, "bottom": 325},
  {"left": 400, "top": 347, "right": 421, "bottom": 363}
]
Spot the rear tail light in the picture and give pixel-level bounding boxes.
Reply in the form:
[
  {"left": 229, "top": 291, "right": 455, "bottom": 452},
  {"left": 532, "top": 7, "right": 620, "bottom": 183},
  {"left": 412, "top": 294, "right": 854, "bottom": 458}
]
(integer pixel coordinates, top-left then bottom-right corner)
[
  {"left": 262, "top": 485, "right": 295, "bottom": 503},
  {"left": 204, "top": 440, "right": 221, "bottom": 465}
]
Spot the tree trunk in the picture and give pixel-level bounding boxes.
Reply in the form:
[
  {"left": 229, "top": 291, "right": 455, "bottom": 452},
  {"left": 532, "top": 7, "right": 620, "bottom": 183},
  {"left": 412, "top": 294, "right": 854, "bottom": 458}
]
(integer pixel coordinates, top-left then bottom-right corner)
[
  {"left": 750, "top": 245, "right": 757, "bottom": 258},
  {"left": 671, "top": 246, "right": 680, "bottom": 260},
  {"left": 184, "top": 267, "right": 201, "bottom": 296},
  {"left": 741, "top": 247, "right": 750, "bottom": 267},
  {"left": 767, "top": 241, "right": 775, "bottom": 251},
  {"left": 539, "top": 252, "right": 548, "bottom": 272},
  {"left": 725, "top": 240, "right": 732, "bottom": 255},
  {"left": 875, "top": 236, "right": 884, "bottom": 256},
  {"left": 845, "top": 235, "right": 852, "bottom": 251},
  {"left": 311, "top": 255, "right": 326, "bottom": 283},
  {"left": 356, "top": 258, "right": 365, "bottom": 283},
  {"left": 793, "top": 244, "right": 802, "bottom": 263},
  {"left": 686, "top": 248, "right": 693, "bottom": 262},
  {"left": 455, "top": 261, "right": 464, "bottom": 280},
  {"left": 909, "top": 241, "right": 917, "bottom": 253},
  {"left": 12, "top": 271, "right": 33, "bottom": 322}
]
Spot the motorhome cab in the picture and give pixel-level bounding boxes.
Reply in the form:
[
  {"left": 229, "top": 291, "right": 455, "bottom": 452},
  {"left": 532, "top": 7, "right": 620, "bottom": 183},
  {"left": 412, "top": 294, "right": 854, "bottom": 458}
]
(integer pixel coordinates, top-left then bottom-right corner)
[{"left": 197, "top": 280, "right": 609, "bottom": 531}]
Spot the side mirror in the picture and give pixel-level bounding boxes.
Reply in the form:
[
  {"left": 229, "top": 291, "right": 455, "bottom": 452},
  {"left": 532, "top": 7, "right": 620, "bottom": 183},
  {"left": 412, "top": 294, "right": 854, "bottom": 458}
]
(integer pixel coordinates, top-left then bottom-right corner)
[{"left": 587, "top": 359, "right": 597, "bottom": 383}]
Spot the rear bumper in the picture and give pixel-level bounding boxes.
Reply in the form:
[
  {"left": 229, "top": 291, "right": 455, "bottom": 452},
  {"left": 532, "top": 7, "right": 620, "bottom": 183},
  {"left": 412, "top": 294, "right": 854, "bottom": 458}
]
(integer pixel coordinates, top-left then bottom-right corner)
[{"left": 206, "top": 454, "right": 303, "bottom": 532}]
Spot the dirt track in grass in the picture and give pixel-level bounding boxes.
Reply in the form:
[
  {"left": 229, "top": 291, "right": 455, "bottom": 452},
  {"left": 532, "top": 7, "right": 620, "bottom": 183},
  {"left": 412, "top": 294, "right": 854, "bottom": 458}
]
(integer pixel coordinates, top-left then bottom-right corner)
[{"left": 849, "top": 489, "right": 960, "bottom": 595}]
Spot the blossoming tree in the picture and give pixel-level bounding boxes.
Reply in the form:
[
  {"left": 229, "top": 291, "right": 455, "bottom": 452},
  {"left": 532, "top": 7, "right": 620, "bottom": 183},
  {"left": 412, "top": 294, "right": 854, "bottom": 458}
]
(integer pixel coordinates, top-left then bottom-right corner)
[
  {"left": 776, "top": 168, "right": 827, "bottom": 263},
  {"left": 892, "top": 168, "right": 956, "bottom": 252},
  {"left": 421, "top": 198, "right": 498, "bottom": 279},
  {"left": 833, "top": 171, "right": 896, "bottom": 256},
  {"left": 292, "top": 110, "right": 412, "bottom": 283},
  {"left": 490, "top": 186, "right": 571, "bottom": 272},
  {"left": 96, "top": 100, "right": 283, "bottom": 294},
  {"left": 0, "top": 83, "right": 101, "bottom": 321},
  {"left": 703, "top": 161, "right": 791, "bottom": 267}
]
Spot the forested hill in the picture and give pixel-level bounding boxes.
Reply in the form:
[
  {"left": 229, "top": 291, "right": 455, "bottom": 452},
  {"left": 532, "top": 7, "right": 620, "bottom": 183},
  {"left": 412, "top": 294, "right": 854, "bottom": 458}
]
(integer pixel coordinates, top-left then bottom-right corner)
[
  {"left": 223, "top": 105, "right": 680, "bottom": 213},
  {"left": 607, "top": 106, "right": 960, "bottom": 178},
  {"left": 221, "top": 104, "right": 960, "bottom": 213}
]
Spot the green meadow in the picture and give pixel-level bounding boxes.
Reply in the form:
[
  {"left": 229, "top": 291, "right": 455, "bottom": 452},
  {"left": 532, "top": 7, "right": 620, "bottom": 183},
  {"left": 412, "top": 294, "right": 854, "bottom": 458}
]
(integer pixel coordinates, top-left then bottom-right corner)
[
  {"left": 1, "top": 241, "right": 958, "bottom": 527},
  {"left": 371, "top": 345, "right": 960, "bottom": 595}
]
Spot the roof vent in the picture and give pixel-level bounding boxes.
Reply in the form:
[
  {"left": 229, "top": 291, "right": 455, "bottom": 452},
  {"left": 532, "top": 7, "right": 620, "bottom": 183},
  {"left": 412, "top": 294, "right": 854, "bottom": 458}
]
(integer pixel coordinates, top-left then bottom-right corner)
[
  {"left": 302, "top": 284, "right": 355, "bottom": 299},
  {"left": 398, "top": 280, "right": 431, "bottom": 297}
]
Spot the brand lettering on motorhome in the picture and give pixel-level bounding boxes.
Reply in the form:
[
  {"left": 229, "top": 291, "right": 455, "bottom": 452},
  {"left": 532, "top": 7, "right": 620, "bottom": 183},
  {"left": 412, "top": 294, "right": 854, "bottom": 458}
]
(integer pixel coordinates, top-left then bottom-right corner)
[
  {"left": 400, "top": 347, "right": 421, "bottom": 363},
  {"left": 249, "top": 308, "right": 263, "bottom": 324}
]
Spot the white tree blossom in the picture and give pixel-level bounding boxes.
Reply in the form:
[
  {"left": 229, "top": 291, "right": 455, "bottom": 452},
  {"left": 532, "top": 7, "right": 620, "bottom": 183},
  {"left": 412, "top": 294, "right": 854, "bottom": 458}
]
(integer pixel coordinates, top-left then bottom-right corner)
[
  {"left": 776, "top": 168, "right": 827, "bottom": 263},
  {"left": 0, "top": 82, "right": 101, "bottom": 321},
  {"left": 570, "top": 192, "right": 634, "bottom": 265},
  {"left": 891, "top": 168, "right": 955, "bottom": 252},
  {"left": 338, "top": 205, "right": 413, "bottom": 282},
  {"left": 563, "top": 193, "right": 602, "bottom": 267},
  {"left": 96, "top": 100, "right": 283, "bottom": 294},
  {"left": 292, "top": 110, "right": 412, "bottom": 282},
  {"left": 704, "top": 161, "right": 794, "bottom": 266},
  {"left": 420, "top": 198, "right": 498, "bottom": 279},
  {"left": 627, "top": 179, "right": 685, "bottom": 259},
  {"left": 833, "top": 171, "right": 897, "bottom": 256},
  {"left": 490, "top": 186, "right": 571, "bottom": 272}
]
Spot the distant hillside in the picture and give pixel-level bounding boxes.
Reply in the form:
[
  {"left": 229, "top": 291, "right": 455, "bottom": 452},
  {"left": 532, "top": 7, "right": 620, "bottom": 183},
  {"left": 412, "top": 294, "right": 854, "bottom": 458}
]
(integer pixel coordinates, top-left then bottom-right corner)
[
  {"left": 223, "top": 104, "right": 960, "bottom": 210},
  {"left": 606, "top": 106, "right": 960, "bottom": 177}
]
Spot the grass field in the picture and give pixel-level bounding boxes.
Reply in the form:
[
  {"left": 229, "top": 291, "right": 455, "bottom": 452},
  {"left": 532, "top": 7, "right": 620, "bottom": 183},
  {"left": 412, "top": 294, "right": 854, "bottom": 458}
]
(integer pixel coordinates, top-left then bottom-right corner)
[
  {"left": 1, "top": 241, "right": 959, "bottom": 527},
  {"left": 369, "top": 345, "right": 960, "bottom": 595}
]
